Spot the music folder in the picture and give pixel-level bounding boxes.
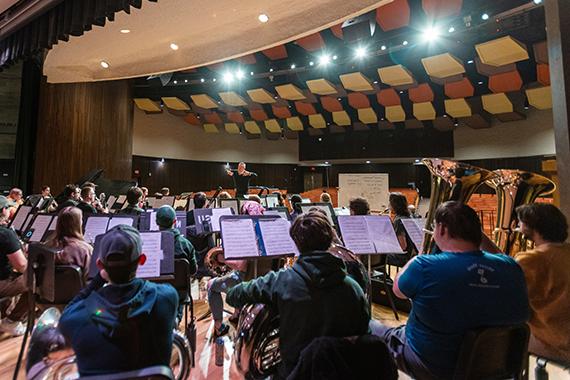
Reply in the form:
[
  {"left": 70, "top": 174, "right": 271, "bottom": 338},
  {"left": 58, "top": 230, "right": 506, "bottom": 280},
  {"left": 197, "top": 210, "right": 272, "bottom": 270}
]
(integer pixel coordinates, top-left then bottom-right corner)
[
  {"left": 193, "top": 207, "right": 234, "bottom": 234},
  {"left": 9, "top": 205, "right": 33, "bottom": 233},
  {"left": 220, "top": 215, "right": 299, "bottom": 259},
  {"left": 337, "top": 215, "right": 404, "bottom": 255},
  {"left": 25, "top": 214, "right": 56, "bottom": 243},
  {"left": 265, "top": 207, "right": 291, "bottom": 221},
  {"left": 84, "top": 215, "right": 138, "bottom": 244}
]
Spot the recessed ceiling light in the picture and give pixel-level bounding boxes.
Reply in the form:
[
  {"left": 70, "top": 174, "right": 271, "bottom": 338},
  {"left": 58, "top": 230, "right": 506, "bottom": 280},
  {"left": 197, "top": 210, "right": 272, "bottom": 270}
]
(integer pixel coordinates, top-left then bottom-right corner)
[
  {"left": 290, "top": 64, "right": 296, "bottom": 69},
  {"left": 213, "top": 78, "right": 217, "bottom": 82},
  {"left": 448, "top": 26, "right": 455, "bottom": 33},
  {"left": 366, "top": 160, "right": 371, "bottom": 164},
  {"left": 250, "top": 71, "right": 254, "bottom": 75},
  {"left": 381, "top": 45, "right": 387, "bottom": 50},
  {"left": 481, "top": 13, "right": 489, "bottom": 20},
  {"left": 309, "top": 61, "right": 314, "bottom": 66},
  {"left": 478, "top": 81, "right": 484, "bottom": 85},
  {"left": 258, "top": 14, "right": 269, "bottom": 23},
  {"left": 100, "top": 61, "right": 110, "bottom": 68},
  {"left": 184, "top": 79, "right": 188, "bottom": 83},
  {"left": 402, "top": 40, "right": 409, "bottom": 46},
  {"left": 325, "top": 161, "right": 329, "bottom": 164},
  {"left": 200, "top": 78, "right": 205, "bottom": 83},
  {"left": 373, "top": 80, "right": 378, "bottom": 84},
  {"left": 170, "top": 43, "right": 179, "bottom": 51},
  {"left": 467, "top": 60, "right": 474, "bottom": 64},
  {"left": 332, "top": 55, "right": 338, "bottom": 60},
  {"left": 173, "top": 80, "right": 177, "bottom": 84},
  {"left": 120, "top": 29, "right": 130, "bottom": 34},
  {"left": 318, "top": 137, "right": 322, "bottom": 141},
  {"left": 269, "top": 68, "right": 274, "bottom": 72}
]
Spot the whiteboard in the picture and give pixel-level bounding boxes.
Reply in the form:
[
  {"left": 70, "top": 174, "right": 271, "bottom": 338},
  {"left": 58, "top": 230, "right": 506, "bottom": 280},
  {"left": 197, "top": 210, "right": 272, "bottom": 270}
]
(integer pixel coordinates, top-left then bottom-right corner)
[{"left": 338, "top": 173, "right": 389, "bottom": 212}]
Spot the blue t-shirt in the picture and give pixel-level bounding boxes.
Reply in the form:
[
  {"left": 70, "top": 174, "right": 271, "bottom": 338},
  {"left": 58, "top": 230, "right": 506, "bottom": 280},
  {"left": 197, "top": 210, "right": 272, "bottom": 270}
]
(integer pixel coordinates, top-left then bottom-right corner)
[{"left": 398, "top": 251, "right": 529, "bottom": 377}]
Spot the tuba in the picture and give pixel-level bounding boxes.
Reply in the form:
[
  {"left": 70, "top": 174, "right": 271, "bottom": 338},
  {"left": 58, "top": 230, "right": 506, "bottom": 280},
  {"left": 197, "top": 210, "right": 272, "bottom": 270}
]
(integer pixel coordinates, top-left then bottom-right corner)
[
  {"left": 486, "top": 170, "right": 556, "bottom": 255},
  {"left": 421, "top": 158, "right": 497, "bottom": 254}
]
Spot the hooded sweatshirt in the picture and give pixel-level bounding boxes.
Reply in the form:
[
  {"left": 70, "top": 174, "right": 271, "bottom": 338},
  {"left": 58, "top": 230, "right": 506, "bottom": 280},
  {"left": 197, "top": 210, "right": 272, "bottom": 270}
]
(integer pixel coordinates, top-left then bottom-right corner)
[
  {"left": 59, "top": 274, "right": 178, "bottom": 376},
  {"left": 227, "top": 251, "right": 370, "bottom": 378}
]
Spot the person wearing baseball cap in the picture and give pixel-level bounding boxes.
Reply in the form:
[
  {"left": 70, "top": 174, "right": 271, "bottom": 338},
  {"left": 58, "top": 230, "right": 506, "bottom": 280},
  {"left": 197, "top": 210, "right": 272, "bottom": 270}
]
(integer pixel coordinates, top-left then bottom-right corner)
[{"left": 59, "top": 225, "right": 178, "bottom": 376}]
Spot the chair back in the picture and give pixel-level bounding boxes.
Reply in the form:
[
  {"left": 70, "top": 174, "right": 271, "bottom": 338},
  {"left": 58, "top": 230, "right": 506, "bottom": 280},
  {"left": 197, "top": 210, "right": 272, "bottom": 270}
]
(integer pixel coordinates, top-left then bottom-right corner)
[
  {"left": 453, "top": 324, "right": 530, "bottom": 380},
  {"left": 79, "top": 365, "right": 174, "bottom": 380},
  {"left": 173, "top": 258, "right": 191, "bottom": 301},
  {"left": 53, "top": 265, "right": 84, "bottom": 304}
]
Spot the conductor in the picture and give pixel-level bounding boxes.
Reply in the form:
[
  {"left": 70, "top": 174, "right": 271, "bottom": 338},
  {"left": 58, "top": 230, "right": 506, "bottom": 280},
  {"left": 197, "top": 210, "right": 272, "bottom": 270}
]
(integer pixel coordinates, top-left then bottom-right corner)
[{"left": 226, "top": 162, "right": 257, "bottom": 198}]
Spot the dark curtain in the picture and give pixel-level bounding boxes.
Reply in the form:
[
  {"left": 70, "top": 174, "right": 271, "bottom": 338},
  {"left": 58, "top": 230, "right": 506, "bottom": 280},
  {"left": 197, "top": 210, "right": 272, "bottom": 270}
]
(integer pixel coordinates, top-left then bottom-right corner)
[{"left": 0, "top": 0, "right": 158, "bottom": 69}]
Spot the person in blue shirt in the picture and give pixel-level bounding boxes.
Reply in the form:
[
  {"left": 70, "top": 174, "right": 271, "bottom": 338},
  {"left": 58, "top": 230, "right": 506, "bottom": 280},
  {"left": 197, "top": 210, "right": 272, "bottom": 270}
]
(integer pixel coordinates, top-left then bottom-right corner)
[{"left": 371, "top": 201, "right": 529, "bottom": 380}]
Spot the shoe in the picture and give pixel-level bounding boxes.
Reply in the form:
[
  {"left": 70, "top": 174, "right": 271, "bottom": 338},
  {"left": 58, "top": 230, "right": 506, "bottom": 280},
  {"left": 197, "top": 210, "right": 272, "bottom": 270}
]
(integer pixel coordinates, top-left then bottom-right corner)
[
  {"left": 0, "top": 318, "right": 26, "bottom": 336},
  {"left": 214, "top": 323, "right": 229, "bottom": 337}
]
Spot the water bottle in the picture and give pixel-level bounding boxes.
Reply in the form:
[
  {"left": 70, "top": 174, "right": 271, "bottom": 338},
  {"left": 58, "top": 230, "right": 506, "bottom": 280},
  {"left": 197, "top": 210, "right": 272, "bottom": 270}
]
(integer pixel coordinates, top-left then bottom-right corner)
[{"left": 215, "top": 337, "right": 224, "bottom": 366}]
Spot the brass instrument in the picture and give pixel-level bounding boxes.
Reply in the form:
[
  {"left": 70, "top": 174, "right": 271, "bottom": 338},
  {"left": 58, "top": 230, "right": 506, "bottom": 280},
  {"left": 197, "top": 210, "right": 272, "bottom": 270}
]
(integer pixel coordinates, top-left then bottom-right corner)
[
  {"left": 421, "top": 158, "right": 497, "bottom": 254},
  {"left": 486, "top": 170, "right": 556, "bottom": 255}
]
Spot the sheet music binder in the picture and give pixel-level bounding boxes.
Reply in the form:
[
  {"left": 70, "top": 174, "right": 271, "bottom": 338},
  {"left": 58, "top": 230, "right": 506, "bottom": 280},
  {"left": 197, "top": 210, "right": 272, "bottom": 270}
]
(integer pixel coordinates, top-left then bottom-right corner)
[{"left": 337, "top": 215, "right": 404, "bottom": 255}]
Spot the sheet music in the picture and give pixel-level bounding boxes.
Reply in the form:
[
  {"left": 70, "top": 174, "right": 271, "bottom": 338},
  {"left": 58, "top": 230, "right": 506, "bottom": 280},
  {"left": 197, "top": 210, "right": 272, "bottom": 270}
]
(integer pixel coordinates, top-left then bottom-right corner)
[
  {"left": 365, "top": 216, "right": 404, "bottom": 254},
  {"left": 29, "top": 215, "right": 52, "bottom": 242},
  {"left": 211, "top": 208, "right": 233, "bottom": 232},
  {"left": 334, "top": 207, "right": 351, "bottom": 216},
  {"left": 108, "top": 217, "right": 135, "bottom": 229},
  {"left": 107, "top": 195, "right": 117, "bottom": 208},
  {"left": 36, "top": 198, "right": 45, "bottom": 210},
  {"left": 146, "top": 197, "right": 156, "bottom": 208},
  {"left": 116, "top": 195, "right": 127, "bottom": 205},
  {"left": 149, "top": 211, "right": 159, "bottom": 231},
  {"left": 84, "top": 217, "right": 110, "bottom": 244},
  {"left": 258, "top": 218, "right": 299, "bottom": 256},
  {"left": 121, "top": 201, "right": 129, "bottom": 210},
  {"left": 337, "top": 216, "right": 376, "bottom": 254},
  {"left": 264, "top": 210, "right": 288, "bottom": 220},
  {"left": 221, "top": 218, "right": 259, "bottom": 259},
  {"left": 48, "top": 216, "right": 58, "bottom": 231},
  {"left": 173, "top": 198, "right": 187, "bottom": 210},
  {"left": 220, "top": 200, "right": 239, "bottom": 215},
  {"left": 141, "top": 232, "right": 164, "bottom": 259},
  {"left": 187, "top": 198, "right": 194, "bottom": 211},
  {"left": 136, "top": 233, "right": 163, "bottom": 278},
  {"left": 11, "top": 205, "right": 32, "bottom": 232},
  {"left": 401, "top": 218, "right": 426, "bottom": 253}
]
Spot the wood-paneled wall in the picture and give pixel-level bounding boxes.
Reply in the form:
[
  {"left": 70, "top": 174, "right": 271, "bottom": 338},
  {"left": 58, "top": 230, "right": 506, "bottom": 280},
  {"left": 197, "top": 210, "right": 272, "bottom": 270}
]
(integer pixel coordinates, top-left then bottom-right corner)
[{"left": 33, "top": 79, "right": 133, "bottom": 192}]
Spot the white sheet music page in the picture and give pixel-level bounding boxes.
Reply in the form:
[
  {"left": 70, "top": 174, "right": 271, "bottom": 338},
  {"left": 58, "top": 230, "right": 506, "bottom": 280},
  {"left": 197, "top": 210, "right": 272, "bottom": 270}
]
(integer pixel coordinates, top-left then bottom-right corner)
[
  {"left": 84, "top": 217, "right": 110, "bottom": 244},
  {"left": 11, "top": 205, "right": 32, "bottom": 232},
  {"left": 337, "top": 216, "right": 375, "bottom": 254},
  {"left": 30, "top": 215, "right": 52, "bottom": 242},
  {"left": 401, "top": 218, "right": 426, "bottom": 253},
  {"left": 365, "top": 215, "right": 404, "bottom": 254},
  {"left": 258, "top": 218, "right": 298, "bottom": 256},
  {"left": 221, "top": 218, "right": 259, "bottom": 259},
  {"left": 48, "top": 216, "right": 58, "bottom": 231},
  {"left": 136, "top": 234, "right": 161, "bottom": 278},
  {"left": 149, "top": 211, "right": 159, "bottom": 231},
  {"left": 116, "top": 195, "right": 127, "bottom": 205},
  {"left": 108, "top": 217, "right": 135, "bottom": 230},
  {"left": 211, "top": 208, "right": 233, "bottom": 232}
]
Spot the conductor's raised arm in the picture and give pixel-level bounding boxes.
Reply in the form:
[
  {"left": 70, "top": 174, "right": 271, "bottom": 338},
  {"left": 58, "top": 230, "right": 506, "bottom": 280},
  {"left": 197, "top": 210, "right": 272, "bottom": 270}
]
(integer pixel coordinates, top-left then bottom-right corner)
[{"left": 226, "top": 169, "right": 234, "bottom": 176}]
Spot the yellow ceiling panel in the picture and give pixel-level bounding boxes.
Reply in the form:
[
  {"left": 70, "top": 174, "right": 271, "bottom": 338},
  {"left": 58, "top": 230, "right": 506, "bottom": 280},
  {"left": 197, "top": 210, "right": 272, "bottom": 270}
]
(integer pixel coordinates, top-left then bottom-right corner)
[
  {"left": 339, "top": 72, "right": 374, "bottom": 91},
  {"left": 357, "top": 107, "right": 378, "bottom": 124},
  {"left": 203, "top": 123, "right": 219, "bottom": 133},
  {"left": 286, "top": 116, "right": 304, "bottom": 131},
  {"left": 134, "top": 98, "right": 161, "bottom": 112},
  {"left": 264, "top": 119, "right": 282, "bottom": 133},
  {"left": 445, "top": 98, "right": 472, "bottom": 118},
  {"left": 191, "top": 94, "right": 218, "bottom": 109},
  {"left": 306, "top": 78, "right": 337, "bottom": 95},
  {"left": 244, "top": 120, "right": 262, "bottom": 134},
  {"left": 421, "top": 53, "right": 465, "bottom": 79},
  {"left": 247, "top": 88, "right": 276, "bottom": 104},
  {"left": 224, "top": 123, "right": 241, "bottom": 134},
  {"left": 377, "top": 64, "right": 414, "bottom": 86},
  {"left": 413, "top": 102, "right": 436, "bottom": 120},
  {"left": 219, "top": 91, "right": 248, "bottom": 107},
  {"left": 476, "top": 36, "right": 529, "bottom": 67},
  {"left": 525, "top": 86, "right": 552, "bottom": 110},
  {"left": 482, "top": 93, "right": 513, "bottom": 114},
  {"left": 275, "top": 84, "right": 306, "bottom": 100},
  {"left": 332, "top": 110, "right": 351, "bottom": 126},
  {"left": 308, "top": 114, "right": 327, "bottom": 129},
  {"left": 161, "top": 97, "right": 190, "bottom": 111},
  {"left": 385, "top": 105, "right": 406, "bottom": 122}
]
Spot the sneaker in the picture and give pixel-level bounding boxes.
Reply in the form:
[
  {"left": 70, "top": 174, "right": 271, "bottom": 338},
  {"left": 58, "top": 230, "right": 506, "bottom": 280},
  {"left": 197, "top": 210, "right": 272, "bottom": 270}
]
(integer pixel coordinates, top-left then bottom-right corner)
[{"left": 0, "top": 318, "right": 26, "bottom": 336}]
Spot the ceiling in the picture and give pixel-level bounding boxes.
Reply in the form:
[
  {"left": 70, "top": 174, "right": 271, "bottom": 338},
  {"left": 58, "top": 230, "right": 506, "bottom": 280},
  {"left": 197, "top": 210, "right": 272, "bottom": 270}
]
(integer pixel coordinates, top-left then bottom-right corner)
[{"left": 43, "top": 0, "right": 391, "bottom": 83}]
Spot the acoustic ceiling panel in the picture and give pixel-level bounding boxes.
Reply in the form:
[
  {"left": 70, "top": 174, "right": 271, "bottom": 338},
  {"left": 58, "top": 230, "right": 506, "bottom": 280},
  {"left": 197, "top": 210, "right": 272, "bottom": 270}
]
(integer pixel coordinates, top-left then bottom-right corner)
[
  {"left": 408, "top": 83, "right": 434, "bottom": 103},
  {"left": 191, "top": 94, "right": 218, "bottom": 109},
  {"left": 275, "top": 84, "right": 306, "bottom": 100},
  {"left": 262, "top": 45, "right": 288, "bottom": 60},
  {"left": 445, "top": 98, "right": 472, "bottom": 118},
  {"left": 421, "top": 53, "right": 465, "bottom": 79},
  {"left": 537, "top": 64, "right": 550, "bottom": 86},
  {"left": 375, "top": 0, "right": 410, "bottom": 31},
  {"left": 377, "top": 88, "right": 401, "bottom": 106},
  {"left": 219, "top": 91, "right": 248, "bottom": 107},
  {"left": 286, "top": 116, "right": 304, "bottom": 131},
  {"left": 226, "top": 111, "right": 245, "bottom": 124},
  {"left": 488, "top": 70, "right": 523, "bottom": 93},
  {"left": 295, "top": 101, "right": 317, "bottom": 116},
  {"left": 203, "top": 123, "right": 219, "bottom": 133},
  {"left": 533, "top": 40, "right": 548, "bottom": 64},
  {"left": 161, "top": 97, "right": 190, "bottom": 111},
  {"left": 224, "top": 123, "right": 241, "bottom": 134},
  {"left": 183, "top": 113, "right": 201, "bottom": 125},
  {"left": 482, "top": 93, "right": 513, "bottom": 114},
  {"left": 250, "top": 108, "right": 269, "bottom": 121},
  {"left": 306, "top": 78, "right": 338, "bottom": 95},
  {"left": 526, "top": 86, "right": 552, "bottom": 110},
  {"left": 339, "top": 72, "right": 374, "bottom": 92},
  {"left": 422, "top": 0, "right": 462, "bottom": 18},
  {"left": 348, "top": 92, "right": 371, "bottom": 109},
  {"left": 308, "top": 114, "right": 327, "bottom": 129},
  {"left": 475, "top": 36, "right": 529, "bottom": 67},
  {"left": 321, "top": 96, "right": 343, "bottom": 112},
  {"left": 385, "top": 105, "right": 406, "bottom": 122},
  {"left": 295, "top": 33, "right": 325, "bottom": 51},
  {"left": 247, "top": 88, "right": 277, "bottom": 104},
  {"left": 357, "top": 107, "right": 378, "bottom": 124},
  {"left": 377, "top": 64, "right": 414, "bottom": 86},
  {"left": 332, "top": 111, "right": 351, "bottom": 126},
  {"left": 413, "top": 102, "right": 436, "bottom": 121},
  {"left": 134, "top": 98, "right": 161, "bottom": 113},
  {"left": 444, "top": 77, "right": 474, "bottom": 99},
  {"left": 244, "top": 121, "right": 262, "bottom": 134},
  {"left": 405, "top": 119, "right": 424, "bottom": 129},
  {"left": 433, "top": 116, "right": 454, "bottom": 131},
  {"left": 271, "top": 104, "right": 292, "bottom": 119},
  {"left": 203, "top": 112, "right": 223, "bottom": 124},
  {"left": 264, "top": 119, "right": 282, "bottom": 133},
  {"left": 475, "top": 58, "right": 516, "bottom": 77}
]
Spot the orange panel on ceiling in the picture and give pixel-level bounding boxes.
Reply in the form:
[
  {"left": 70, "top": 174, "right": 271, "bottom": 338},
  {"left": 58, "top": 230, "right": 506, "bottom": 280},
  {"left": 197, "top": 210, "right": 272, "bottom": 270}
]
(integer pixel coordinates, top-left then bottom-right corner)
[
  {"left": 296, "top": 33, "right": 325, "bottom": 52},
  {"left": 295, "top": 101, "right": 317, "bottom": 116},
  {"left": 377, "top": 88, "right": 401, "bottom": 107},
  {"left": 226, "top": 111, "right": 245, "bottom": 124},
  {"left": 444, "top": 77, "right": 474, "bottom": 98},
  {"left": 236, "top": 54, "right": 256, "bottom": 65},
  {"left": 271, "top": 105, "right": 292, "bottom": 119},
  {"left": 320, "top": 96, "right": 343, "bottom": 112},
  {"left": 537, "top": 64, "right": 550, "bottom": 86},
  {"left": 488, "top": 70, "right": 523, "bottom": 93},
  {"left": 203, "top": 112, "right": 223, "bottom": 124},
  {"left": 348, "top": 92, "right": 371, "bottom": 109},
  {"left": 422, "top": 0, "right": 462, "bottom": 19},
  {"left": 183, "top": 113, "right": 201, "bottom": 125},
  {"left": 330, "top": 24, "right": 343, "bottom": 39},
  {"left": 408, "top": 83, "right": 434, "bottom": 103},
  {"left": 250, "top": 108, "right": 269, "bottom": 121},
  {"left": 262, "top": 45, "right": 288, "bottom": 60},
  {"left": 376, "top": 0, "right": 410, "bottom": 31}
]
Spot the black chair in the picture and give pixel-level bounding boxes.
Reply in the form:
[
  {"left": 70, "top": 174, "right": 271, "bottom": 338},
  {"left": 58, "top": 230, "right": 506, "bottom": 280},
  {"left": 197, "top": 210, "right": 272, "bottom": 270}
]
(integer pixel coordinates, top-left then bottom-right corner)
[
  {"left": 36, "top": 265, "right": 85, "bottom": 308},
  {"left": 532, "top": 355, "right": 570, "bottom": 380},
  {"left": 173, "top": 258, "right": 196, "bottom": 367},
  {"left": 453, "top": 324, "right": 530, "bottom": 380},
  {"left": 79, "top": 365, "right": 174, "bottom": 379}
]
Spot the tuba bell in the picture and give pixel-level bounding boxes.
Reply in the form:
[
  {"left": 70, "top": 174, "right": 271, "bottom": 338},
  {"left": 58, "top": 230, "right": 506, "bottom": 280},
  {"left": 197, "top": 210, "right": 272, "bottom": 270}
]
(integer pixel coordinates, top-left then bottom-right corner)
[
  {"left": 421, "top": 158, "right": 497, "bottom": 254},
  {"left": 486, "top": 169, "right": 556, "bottom": 255}
]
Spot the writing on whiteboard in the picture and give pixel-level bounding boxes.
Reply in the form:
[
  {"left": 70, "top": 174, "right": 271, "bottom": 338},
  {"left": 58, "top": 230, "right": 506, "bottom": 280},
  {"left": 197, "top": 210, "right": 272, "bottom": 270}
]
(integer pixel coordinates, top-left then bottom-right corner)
[{"left": 338, "top": 173, "right": 389, "bottom": 212}]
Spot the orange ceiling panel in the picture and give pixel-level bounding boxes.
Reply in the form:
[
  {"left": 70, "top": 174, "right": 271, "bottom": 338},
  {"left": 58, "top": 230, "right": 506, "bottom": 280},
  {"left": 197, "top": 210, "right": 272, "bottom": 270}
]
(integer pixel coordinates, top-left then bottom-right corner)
[
  {"left": 348, "top": 92, "right": 371, "bottom": 109},
  {"left": 408, "top": 83, "right": 434, "bottom": 103},
  {"left": 226, "top": 111, "right": 245, "bottom": 124},
  {"left": 250, "top": 108, "right": 269, "bottom": 121},
  {"left": 262, "top": 45, "right": 288, "bottom": 60},
  {"left": 330, "top": 24, "right": 343, "bottom": 39},
  {"left": 377, "top": 88, "right": 401, "bottom": 107},
  {"left": 320, "top": 96, "right": 343, "bottom": 112},
  {"left": 537, "top": 64, "right": 550, "bottom": 86},
  {"left": 183, "top": 113, "right": 201, "bottom": 126},
  {"left": 444, "top": 77, "right": 474, "bottom": 99},
  {"left": 295, "top": 101, "right": 317, "bottom": 116},
  {"left": 203, "top": 112, "right": 223, "bottom": 124},
  {"left": 271, "top": 105, "right": 292, "bottom": 119},
  {"left": 422, "top": 0, "right": 462, "bottom": 19},
  {"left": 488, "top": 70, "right": 523, "bottom": 93},
  {"left": 376, "top": 0, "right": 410, "bottom": 31},
  {"left": 296, "top": 33, "right": 325, "bottom": 52},
  {"left": 236, "top": 54, "right": 256, "bottom": 65},
  {"left": 533, "top": 41, "right": 548, "bottom": 64}
]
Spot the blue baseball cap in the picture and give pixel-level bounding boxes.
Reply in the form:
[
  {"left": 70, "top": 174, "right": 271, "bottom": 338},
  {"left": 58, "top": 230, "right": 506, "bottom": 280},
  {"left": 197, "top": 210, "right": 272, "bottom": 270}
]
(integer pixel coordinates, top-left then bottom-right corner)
[{"left": 99, "top": 225, "right": 142, "bottom": 266}]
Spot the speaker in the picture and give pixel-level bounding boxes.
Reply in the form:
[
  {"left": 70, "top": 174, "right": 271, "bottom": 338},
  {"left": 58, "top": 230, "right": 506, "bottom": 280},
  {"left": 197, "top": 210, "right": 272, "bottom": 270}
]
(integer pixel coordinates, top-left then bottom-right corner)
[{"left": 341, "top": 13, "right": 376, "bottom": 44}]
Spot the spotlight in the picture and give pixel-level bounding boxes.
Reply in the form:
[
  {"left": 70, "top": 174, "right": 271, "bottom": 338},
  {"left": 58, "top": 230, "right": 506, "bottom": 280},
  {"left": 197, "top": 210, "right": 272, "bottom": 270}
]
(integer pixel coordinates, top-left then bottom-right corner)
[
  {"left": 381, "top": 45, "right": 387, "bottom": 51},
  {"left": 184, "top": 79, "right": 188, "bottom": 83},
  {"left": 478, "top": 81, "right": 483, "bottom": 85},
  {"left": 200, "top": 78, "right": 205, "bottom": 83},
  {"left": 160, "top": 158, "right": 165, "bottom": 163},
  {"left": 290, "top": 64, "right": 296, "bottom": 69},
  {"left": 318, "top": 137, "right": 322, "bottom": 142},
  {"left": 422, "top": 26, "right": 440, "bottom": 42},
  {"left": 366, "top": 160, "right": 371, "bottom": 164},
  {"left": 533, "top": 0, "right": 542, "bottom": 3},
  {"left": 120, "top": 29, "right": 130, "bottom": 34},
  {"left": 324, "top": 161, "right": 329, "bottom": 165},
  {"left": 309, "top": 61, "right": 315, "bottom": 66},
  {"left": 481, "top": 13, "right": 489, "bottom": 20},
  {"left": 448, "top": 26, "right": 455, "bottom": 33},
  {"left": 236, "top": 70, "right": 245, "bottom": 79},
  {"left": 319, "top": 54, "right": 331, "bottom": 66},
  {"left": 258, "top": 14, "right": 269, "bottom": 23},
  {"left": 170, "top": 43, "right": 179, "bottom": 50},
  {"left": 100, "top": 61, "right": 110, "bottom": 68},
  {"left": 269, "top": 68, "right": 274, "bottom": 72},
  {"left": 213, "top": 78, "right": 217, "bottom": 82},
  {"left": 467, "top": 60, "right": 474, "bottom": 64},
  {"left": 173, "top": 80, "right": 177, "bottom": 84},
  {"left": 332, "top": 55, "right": 338, "bottom": 60},
  {"left": 250, "top": 71, "right": 254, "bottom": 75},
  {"left": 223, "top": 72, "right": 234, "bottom": 83},
  {"left": 402, "top": 40, "right": 409, "bottom": 46},
  {"left": 355, "top": 46, "right": 367, "bottom": 59}
]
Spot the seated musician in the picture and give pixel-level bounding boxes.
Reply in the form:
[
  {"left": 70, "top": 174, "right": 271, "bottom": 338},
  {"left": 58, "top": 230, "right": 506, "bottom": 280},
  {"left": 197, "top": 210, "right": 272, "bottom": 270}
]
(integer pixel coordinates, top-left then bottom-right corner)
[
  {"left": 7, "top": 188, "right": 24, "bottom": 219},
  {"left": 59, "top": 225, "right": 178, "bottom": 376},
  {"left": 319, "top": 191, "right": 332, "bottom": 204},
  {"left": 187, "top": 192, "right": 215, "bottom": 277},
  {"left": 218, "top": 191, "right": 232, "bottom": 199},
  {"left": 371, "top": 201, "right": 529, "bottom": 380},
  {"left": 160, "top": 187, "right": 170, "bottom": 197},
  {"left": 515, "top": 203, "right": 570, "bottom": 362},
  {"left": 155, "top": 205, "right": 197, "bottom": 270},
  {"left": 227, "top": 211, "right": 370, "bottom": 378},
  {"left": 387, "top": 192, "right": 415, "bottom": 267},
  {"left": 349, "top": 197, "right": 369, "bottom": 216},
  {"left": 46, "top": 207, "right": 92, "bottom": 281},
  {"left": 118, "top": 186, "right": 145, "bottom": 216},
  {"left": 140, "top": 187, "right": 149, "bottom": 209},
  {"left": 272, "top": 191, "right": 285, "bottom": 207},
  {"left": 0, "top": 195, "right": 28, "bottom": 336},
  {"left": 289, "top": 194, "right": 303, "bottom": 220},
  {"left": 76, "top": 186, "right": 98, "bottom": 216},
  {"left": 57, "top": 184, "right": 81, "bottom": 212}
]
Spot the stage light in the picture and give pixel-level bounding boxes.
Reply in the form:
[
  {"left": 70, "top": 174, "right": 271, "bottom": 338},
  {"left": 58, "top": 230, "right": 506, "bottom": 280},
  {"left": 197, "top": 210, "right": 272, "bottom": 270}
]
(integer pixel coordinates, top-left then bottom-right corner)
[
  {"left": 467, "top": 60, "right": 474, "bottom": 64},
  {"left": 170, "top": 43, "right": 179, "bottom": 50},
  {"left": 533, "top": 0, "right": 542, "bottom": 4},
  {"left": 478, "top": 81, "right": 483, "bottom": 85},
  {"left": 290, "top": 64, "right": 296, "bottom": 69},
  {"left": 269, "top": 68, "right": 274, "bottom": 72},
  {"left": 373, "top": 81, "right": 378, "bottom": 84},
  {"left": 319, "top": 54, "right": 331, "bottom": 66},
  {"left": 366, "top": 160, "right": 371, "bottom": 164},
  {"left": 184, "top": 79, "right": 188, "bottom": 83},
  {"left": 236, "top": 70, "right": 245, "bottom": 79},
  {"left": 422, "top": 25, "right": 440, "bottom": 42},
  {"left": 355, "top": 46, "right": 367, "bottom": 59},
  {"left": 325, "top": 161, "right": 329, "bottom": 165},
  {"left": 223, "top": 72, "right": 234, "bottom": 83},
  {"left": 258, "top": 14, "right": 269, "bottom": 23},
  {"left": 309, "top": 61, "right": 315, "bottom": 66},
  {"left": 332, "top": 55, "right": 338, "bottom": 60},
  {"left": 250, "top": 71, "right": 254, "bottom": 76},
  {"left": 481, "top": 13, "right": 489, "bottom": 20},
  {"left": 402, "top": 40, "right": 409, "bottom": 46},
  {"left": 381, "top": 45, "right": 387, "bottom": 51},
  {"left": 200, "top": 78, "right": 205, "bottom": 83},
  {"left": 318, "top": 137, "right": 323, "bottom": 141},
  {"left": 120, "top": 29, "right": 130, "bottom": 34},
  {"left": 213, "top": 78, "right": 217, "bottom": 82},
  {"left": 173, "top": 80, "right": 177, "bottom": 84},
  {"left": 448, "top": 26, "right": 455, "bottom": 33},
  {"left": 100, "top": 61, "right": 110, "bottom": 68}
]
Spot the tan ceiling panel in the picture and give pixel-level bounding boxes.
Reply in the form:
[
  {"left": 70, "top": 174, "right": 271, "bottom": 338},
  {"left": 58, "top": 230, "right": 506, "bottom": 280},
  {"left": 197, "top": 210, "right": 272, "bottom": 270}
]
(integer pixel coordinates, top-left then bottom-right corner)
[
  {"left": 413, "top": 102, "right": 436, "bottom": 120},
  {"left": 275, "top": 84, "right": 306, "bottom": 100},
  {"left": 247, "top": 88, "right": 277, "bottom": 104},
  {"left": 224, "top": 123, "right": 241, "bottom": 134},
  {"left": 385, "top": 105, "right": 406, "bottom": 122},
  {"left": 339, "top": 72, "right": 374, "bottom": 91},
  {"left": 332, "top": 111, "right": 351, "bottom": 126},
  {"left": 161, "top": 97, "right": 190, "bottom": 111},
  {"left": 526, "top": 86, "right": 552, "bottom": 110},
  {"left": 191, "top": 94, "right": 218, "bottom": 109},
  {"left": 357, "top": 107, "right": 378, "bottom": 124},
  {"left": 219, "top": 91, "right": 248, "bottom": 107},
  {"left": 308, "top": 114, "right": 327, "bottom": 129},
  {"left": 482, "top": 93, "right": 513, "bottom": 114},
  {"left": 475, "top": 36, "right": 529, "bottom": 67},
  {"left": 244, "top": 120, "right": 262, "bottom": 134},
  {"left": 203, "top": 123, "right": 219, "bottom": 133},
  {"left": 134, "top": 98, "right": 161, "bottom": 113},
  {"left": 377, "top": 64, "right": 414, "bottom": 86},
  {"left": 286, "top": 116, "right": 304, "bottom": 131},
  {"left": 445, "top": 98, "right": 472, "bottom": 118},
  {"left": 264, "top": 119, "right": 282, "bottom": 133},
  {"left": 421, "top": 53, "right": 465, "bottom": 79},
  {"left": 306, "top": 78, "right": 338, "bottom": 95}
]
